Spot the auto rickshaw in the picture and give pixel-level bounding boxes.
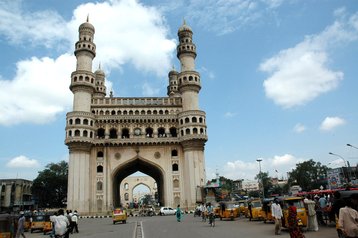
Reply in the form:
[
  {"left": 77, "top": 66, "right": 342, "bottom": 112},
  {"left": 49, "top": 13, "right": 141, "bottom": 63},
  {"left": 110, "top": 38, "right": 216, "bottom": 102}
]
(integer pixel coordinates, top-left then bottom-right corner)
[
  {"left": 332, "top": 190, "right": 358, "bottom": 237},
  {"left": 0, "top": 214, "right": 16, "bottom": 238},
  {"left": 280, "top": 196, "right": 307, "bottom": 229},
  {"left": 237, "top": 200, "right": 248, "bottom": 217},
  {"left": 30, "top": 213, "right": 46, "bottom": 233},
  {"left": 218, "top": 202, "right": 239, "bottom": 221},
  {"left": 249, "top": 199, "right": 263, "bottom": 221},
  {"left": 42, "top": 213, "right": 54, "bottom": 235},
  {"left": 261, "top": 198, "right": 274, "bottom": 223},
  {"left": 112, "top": 208, "right": 127, "bottom": 224}
]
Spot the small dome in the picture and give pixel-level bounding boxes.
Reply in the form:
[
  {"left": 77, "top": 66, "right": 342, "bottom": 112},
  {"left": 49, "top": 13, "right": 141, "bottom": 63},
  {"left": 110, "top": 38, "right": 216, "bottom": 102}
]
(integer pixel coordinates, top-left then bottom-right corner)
[
  {"left": 79, "top": 21, "right": 95, "bottom": 31},
  {"left": 95, "top": 68, "right": 105, "bottom": 76},
  {"left": 178, "top": 20, "right": 192, "bottom": 33}
]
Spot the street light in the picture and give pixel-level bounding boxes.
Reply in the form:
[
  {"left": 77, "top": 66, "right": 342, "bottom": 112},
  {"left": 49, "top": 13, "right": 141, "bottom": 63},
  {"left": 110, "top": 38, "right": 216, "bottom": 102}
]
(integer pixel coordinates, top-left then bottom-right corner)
[
  {"left": 256, "top": 159, "right": 265, "bottom": 199},
  {"left": 329, "top": 152, "right": 350, "bottom": 182},
  {"left": 347, "top": 144, "right": 358, "bottom": 150}
]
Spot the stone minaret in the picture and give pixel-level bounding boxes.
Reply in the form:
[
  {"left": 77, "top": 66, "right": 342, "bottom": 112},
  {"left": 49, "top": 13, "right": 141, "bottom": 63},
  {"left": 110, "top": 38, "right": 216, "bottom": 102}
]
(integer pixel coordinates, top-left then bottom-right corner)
[
  {"left": 66, "top": 17, "right": 97, "bottom": 212},
  {"left": 177, "top": 21, "right": 207, "bottom": 208}
]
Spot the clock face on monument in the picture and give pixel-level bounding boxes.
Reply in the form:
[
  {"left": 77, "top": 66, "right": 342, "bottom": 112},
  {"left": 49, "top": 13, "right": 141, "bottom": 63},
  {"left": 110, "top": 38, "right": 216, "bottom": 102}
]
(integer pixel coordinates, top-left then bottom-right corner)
[{"left": 134, "top": 128, "right": 141, "bottom": 136}]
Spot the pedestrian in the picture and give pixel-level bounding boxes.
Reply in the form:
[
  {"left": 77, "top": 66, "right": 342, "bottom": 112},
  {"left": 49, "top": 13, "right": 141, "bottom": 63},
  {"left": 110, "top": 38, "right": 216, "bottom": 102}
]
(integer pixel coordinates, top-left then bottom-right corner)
[
  {"left": 317, "top": 194, "right": 327, "bottom": 226},
  {"left": 248, "top": 200, "right": 253, "bottom": 221},
  {"left": 288, "top": 201, "right": 305, "bottom": 238},
  {"left": 66, "top": 210, "right": 73, "bottom": 234},
  {"left": 71, "top": 210, "right": 79, "bottom": 233},
  {"left": 271, "top": 198, "right": 283, "bottom": 235},
  {"left": 338, "top": 193, "right": 358, "bottom": 238},
  {"left": 52, "top": 209, "right": 70, "bottom": 238},
  {"left": 304, "top": 197, "right": 319, "bottom": 231},
  {"left": 176, "top": 205, "right": 182, "bottom": 222},
  {"left": 15, "top": 211, "right": 26, "bottom": 238}
]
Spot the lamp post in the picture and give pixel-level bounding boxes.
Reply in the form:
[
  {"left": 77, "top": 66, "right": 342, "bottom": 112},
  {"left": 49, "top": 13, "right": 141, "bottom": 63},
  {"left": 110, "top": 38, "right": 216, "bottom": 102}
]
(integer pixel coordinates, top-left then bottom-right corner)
[
  {"left": 256, "top": 159, "right": 265, "bottom": 199},
  {"left": 347, "top": 144, "right": 358, "bottom": 150},
  {"left": 329, "top": 152, "right": 350, "bottom": 183}
]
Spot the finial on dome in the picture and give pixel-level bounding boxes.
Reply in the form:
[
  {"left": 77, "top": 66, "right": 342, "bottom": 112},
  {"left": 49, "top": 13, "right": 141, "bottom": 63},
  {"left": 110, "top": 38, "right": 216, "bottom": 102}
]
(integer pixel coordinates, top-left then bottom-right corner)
[
  {"left": 98, "top": 62, "right": 101, "bottom": 69},
  {"left": 183, "top": 18, "right": 186, "bottom": 25},
  {"left": 86, "top": 14, "right": 89, "bottom": 22}
]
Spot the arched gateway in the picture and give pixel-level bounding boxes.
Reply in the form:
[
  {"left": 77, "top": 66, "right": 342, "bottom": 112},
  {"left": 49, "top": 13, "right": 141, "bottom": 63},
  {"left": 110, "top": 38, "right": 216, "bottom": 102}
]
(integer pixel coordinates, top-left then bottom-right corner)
[{"left": 65, "top": 19, "right": 208, "bottom": 215}]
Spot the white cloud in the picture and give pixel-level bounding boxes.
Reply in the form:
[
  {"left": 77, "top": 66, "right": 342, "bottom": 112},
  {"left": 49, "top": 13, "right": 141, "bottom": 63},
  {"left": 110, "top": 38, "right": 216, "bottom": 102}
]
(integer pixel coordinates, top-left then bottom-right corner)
[
  {"left": 224, "top": 112, "right": 237, "bottom": 118},
  {"left": 0, "top": 0, "right": 69, "bottom": 48},
  {"left": 0, "top": 0, "right": 177, "bottom": 125},
  {"left": 320, "top": 116, "right": 346, "bottom": 131},
  {"left": 293, "top": 123, "right": 306, "bottom": 133},
  {"left": 142, "top": 82, "right": 160, "bottom": 96},
  {"left": 6, "top": 155, "right": 40, "bottom": 168},
  {"left": 221, "top": 154, "right": 303, "bottom": 180},
  {"left": 0, "top": 55, "right": 74, "bottom": 126},
  {"left": 260, "top": 10, "right": 358, "bottom": 108}
]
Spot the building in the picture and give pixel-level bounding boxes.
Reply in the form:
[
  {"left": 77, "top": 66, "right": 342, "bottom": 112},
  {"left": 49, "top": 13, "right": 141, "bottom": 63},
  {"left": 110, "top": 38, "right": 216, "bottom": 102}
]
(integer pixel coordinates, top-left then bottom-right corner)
[
  {"left": 120, "top": 176, "right": 157, "bottom": 204},
  {"left": 65, "top": 19, "right": 208, "bottom": 215},
  {"left": 242, "top": 180, "right": 259, "bottom": 191},
  {"left": 0, "top": 179, "right": 33, "bottom": 212}
]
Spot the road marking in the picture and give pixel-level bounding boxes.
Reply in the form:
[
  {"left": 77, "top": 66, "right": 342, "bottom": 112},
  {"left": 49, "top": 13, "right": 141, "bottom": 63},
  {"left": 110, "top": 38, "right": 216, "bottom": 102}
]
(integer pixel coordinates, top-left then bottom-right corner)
[{"left": 133, "top": 221, "right": 144, "bottom": 238}]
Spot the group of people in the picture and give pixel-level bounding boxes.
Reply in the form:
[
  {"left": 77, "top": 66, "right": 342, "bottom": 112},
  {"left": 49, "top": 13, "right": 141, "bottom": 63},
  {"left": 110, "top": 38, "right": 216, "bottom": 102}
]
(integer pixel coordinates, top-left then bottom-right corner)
[{"left": 49, "top": 209, "right": 79, "bottom": 238}]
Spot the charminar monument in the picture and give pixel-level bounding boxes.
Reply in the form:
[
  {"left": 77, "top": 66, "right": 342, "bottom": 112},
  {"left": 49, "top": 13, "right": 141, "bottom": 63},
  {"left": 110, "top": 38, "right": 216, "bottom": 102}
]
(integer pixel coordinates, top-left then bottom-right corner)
[{"left": 65, "top": 18, "right": 208, "bottom": 215}]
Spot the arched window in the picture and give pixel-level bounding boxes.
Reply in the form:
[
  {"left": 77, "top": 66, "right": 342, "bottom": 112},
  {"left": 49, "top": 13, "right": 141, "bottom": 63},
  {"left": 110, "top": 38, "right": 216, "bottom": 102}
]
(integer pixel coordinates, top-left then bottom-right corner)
[
  {"left": 109, "top": 128, "right": 118, "bottom": 139},
  {"left": 158, "top": 127, "right": 165, "bottom": 137},
  {"left": 172, "top": 163, "right": 179, "bottom": 171},
  {"left": 199, "top": 117, "right": 203, "bottom": 123},
  {"left": 69, "top": 119, "right": 73, "bottom": 125},
  {"left": 75, "top": 130, "right": 80, "bottom": 136},
  {"left": 68, "top": 130, "right": 72, "bottom": 137},
  {"left": 97, "top": 165, "right": 103, "bottom": 173},
  {"left": 83, "top": 130, "right": 88, "bottom": 137},
  {"left": 146, "top": 127, "right": 153, "bottom": 138},
  {"left": 125, "top": 193, "right": 129, "bottom": 201},
  {"left": 111, "top": 110, "right": 116, "bottom": 115},
  {"left": 124, "top": 183, "right": 129, "bottom": 190},
  {"left": 75, "top": 118, "right": 81, "bottom": 124},
  {"left": 97, "top": 128, "right": 105, "bottom": 139},
  {"left": 97, "top": 151, "right": 104, "bottom": 157},
  {"left": 97, "top": 181, "right": 103, "bottom": 191},
  {"left": 83, "top": 119, "right": 88, "bottom": 125},
  {"left": 169, "top": 127, "right": 177, "bottom": 137},
  {"left": 200, "top": 128, "right": 204, "bottom": 134},
  {"left": 185, "top": 129, "right": 190, "bottom": 135},
  {"left": 121, "top": 128, "right": 129, "bottom": 138},
  {"left": 193, "top": 128, "right": 198, "bottom": 134},
  {"left": 172, "top": 149, "right": 178, "bottom": 156},
  {"left": 192, "top": 117, "right": 197, "bottom": 123},
  {"left": 185, "top": 118, "right": 190, "bottom": 123}
]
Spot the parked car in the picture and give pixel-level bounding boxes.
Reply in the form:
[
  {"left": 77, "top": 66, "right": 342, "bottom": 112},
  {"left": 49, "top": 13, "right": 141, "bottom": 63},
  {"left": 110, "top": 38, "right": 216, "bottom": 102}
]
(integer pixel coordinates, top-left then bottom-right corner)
[{"left": 159, "top": 207, "right": 176, "bottom": 215}]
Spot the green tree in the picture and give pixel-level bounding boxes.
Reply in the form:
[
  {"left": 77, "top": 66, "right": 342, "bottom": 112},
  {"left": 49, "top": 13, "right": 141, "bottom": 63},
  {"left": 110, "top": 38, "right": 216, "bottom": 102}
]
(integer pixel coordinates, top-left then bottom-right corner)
[
  {"left": 288, "top": 159, "right": 328, "bottom": 191},
  {"left": 255, "top": 172, "right": 273, "bottom": 197},
  {"left": 32, "top": 161, "right": 68, "bottom": 208}
]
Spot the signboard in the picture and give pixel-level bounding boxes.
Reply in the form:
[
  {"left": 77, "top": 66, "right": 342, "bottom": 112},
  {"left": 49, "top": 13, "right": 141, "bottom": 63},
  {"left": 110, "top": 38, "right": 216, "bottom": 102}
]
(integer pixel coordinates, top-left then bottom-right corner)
[{"left": 327, "top": 168, "right": 342, "bottom": 189}]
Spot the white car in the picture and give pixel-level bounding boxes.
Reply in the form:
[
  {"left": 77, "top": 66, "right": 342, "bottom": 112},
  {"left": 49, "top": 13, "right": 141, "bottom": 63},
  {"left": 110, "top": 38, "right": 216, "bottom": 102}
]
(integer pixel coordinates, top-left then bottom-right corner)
[{"left": 159, "top": 207, "right": 176, "bottom": 215}]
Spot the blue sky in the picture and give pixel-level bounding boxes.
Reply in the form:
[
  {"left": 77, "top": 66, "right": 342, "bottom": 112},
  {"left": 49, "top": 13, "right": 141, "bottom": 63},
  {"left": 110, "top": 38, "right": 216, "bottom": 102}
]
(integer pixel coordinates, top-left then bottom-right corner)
[{"left": 1, "top": 0, "right": 358, "bottom": 182}]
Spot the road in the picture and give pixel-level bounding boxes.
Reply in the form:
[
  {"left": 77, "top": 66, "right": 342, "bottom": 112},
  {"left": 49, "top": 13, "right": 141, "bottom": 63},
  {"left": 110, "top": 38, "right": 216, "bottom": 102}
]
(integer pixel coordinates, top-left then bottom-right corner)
[{"left": 25, "top": 214, "right": 338, "bottom": 238}]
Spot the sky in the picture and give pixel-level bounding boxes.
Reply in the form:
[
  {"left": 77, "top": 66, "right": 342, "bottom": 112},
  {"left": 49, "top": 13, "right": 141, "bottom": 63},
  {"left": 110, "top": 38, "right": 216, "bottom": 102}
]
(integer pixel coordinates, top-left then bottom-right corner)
[{"left": 1, "top": 0, "right": 358, "bottom": 184}]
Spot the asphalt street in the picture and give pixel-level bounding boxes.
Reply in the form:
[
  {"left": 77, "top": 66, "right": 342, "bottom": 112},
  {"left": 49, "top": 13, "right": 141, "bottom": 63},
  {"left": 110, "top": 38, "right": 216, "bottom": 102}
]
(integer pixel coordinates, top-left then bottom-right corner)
[{"left": 24, "top": 214, "right": 338, "bottom": 238}]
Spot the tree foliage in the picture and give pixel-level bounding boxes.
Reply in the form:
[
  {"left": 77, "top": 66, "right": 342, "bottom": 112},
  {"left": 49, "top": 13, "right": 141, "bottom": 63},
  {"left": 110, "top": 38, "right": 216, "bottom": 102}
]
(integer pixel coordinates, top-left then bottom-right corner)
[
  {"left": 287, "top": 159, "right": 328, "bottom": 191},
  {"left": 32, "top": 161, "right": 68, "bottom": 208},
  {"left": 255, "top": 172, "right": 273, "bottom": 197}
]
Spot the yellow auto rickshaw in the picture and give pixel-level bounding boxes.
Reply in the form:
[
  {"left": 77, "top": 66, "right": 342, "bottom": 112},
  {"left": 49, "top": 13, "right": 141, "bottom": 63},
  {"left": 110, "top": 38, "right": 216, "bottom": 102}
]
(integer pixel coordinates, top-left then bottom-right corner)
[
  {"left": 261, "top": 198, "right": 274, "bottom": 223},
  {"left": 42, "top": 213, "right": 54, "bottom": 235},
  {"left": 30, "top": 213, "right": 46, "bottom": 233},
  {"left": 0, "top": 214, "right": 16, "bottom": 238},
  {"left": 112, "top": 208, "right": 127, "bottom": 224},
  {"left": 218, "top": 202, "right": 239, "bottom": 221},
  {"left": 281, "top": 197, "right": 307, "bottom": 229},
  {"left": 249, "top": 199, "right": 263, "bottom": 221},
  {"left": 237, "top": 200, "right": 248, "bottom": 217}
]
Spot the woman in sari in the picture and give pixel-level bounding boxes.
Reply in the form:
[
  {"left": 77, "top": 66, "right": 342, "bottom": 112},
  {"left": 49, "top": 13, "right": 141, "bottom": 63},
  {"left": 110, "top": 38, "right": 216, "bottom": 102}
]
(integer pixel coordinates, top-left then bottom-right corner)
[
  {"left": 176, "top": 205, "right": 182, "bottom": 222},
  {"left": 288, "top": 201, "right": 305, "bottom": 238}
]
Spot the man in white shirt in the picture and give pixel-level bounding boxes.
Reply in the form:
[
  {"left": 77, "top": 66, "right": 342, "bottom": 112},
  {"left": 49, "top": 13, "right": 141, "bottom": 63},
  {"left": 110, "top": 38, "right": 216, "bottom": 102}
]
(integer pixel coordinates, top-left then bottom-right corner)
[
  {"left": 271, "top": 198, "right": 283, "bottom": 235},
  {"left": 51, "top": 209, "right": 70, "bottom": 237}
]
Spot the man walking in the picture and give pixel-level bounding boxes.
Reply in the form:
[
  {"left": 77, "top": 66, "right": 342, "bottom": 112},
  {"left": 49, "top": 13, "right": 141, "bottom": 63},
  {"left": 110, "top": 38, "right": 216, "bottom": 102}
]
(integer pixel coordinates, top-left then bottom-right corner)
[
  {"left": 271, "top": 198, "right": 283, "bottom": 235},
  {"left": 16, "top": 211, "right": 26, "bottom": 238}
]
